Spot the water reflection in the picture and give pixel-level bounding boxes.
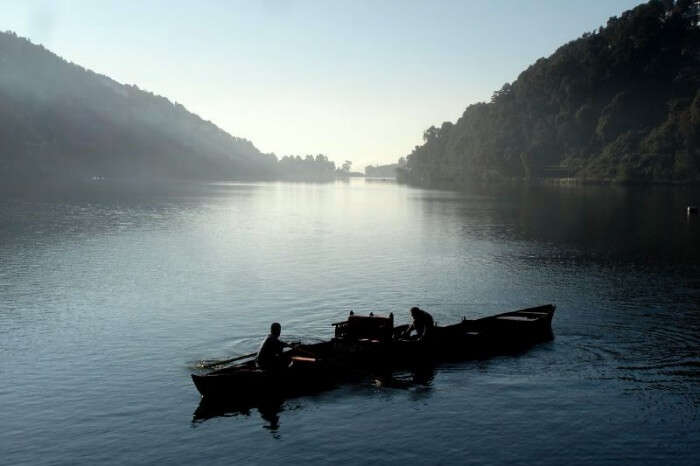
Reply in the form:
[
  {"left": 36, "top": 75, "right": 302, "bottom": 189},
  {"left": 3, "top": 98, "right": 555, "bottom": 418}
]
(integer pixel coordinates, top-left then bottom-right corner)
[
  {"left": 193, "top": 396, "right": 286, "bottom": 437},
  {"left": 191, "top": 366, "right": 437, "bottom": 431},
  {"left": 373, "top": 365, "right": 436, "bottom": 389},
  {"left": 412, "top": 183, "right": 700, "bottom": 403},
  {"left": 416, "top": 184, "right": 700, "bottom": 265},
  {"left": 4, "top": 180, "right": 700, "bottom": 464}
]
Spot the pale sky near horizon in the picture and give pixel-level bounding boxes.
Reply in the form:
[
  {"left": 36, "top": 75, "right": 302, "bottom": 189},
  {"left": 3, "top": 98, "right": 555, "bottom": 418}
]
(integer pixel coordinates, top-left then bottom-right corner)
[{"left": 3, "top": 0, "right": 642, "bottom": 169}]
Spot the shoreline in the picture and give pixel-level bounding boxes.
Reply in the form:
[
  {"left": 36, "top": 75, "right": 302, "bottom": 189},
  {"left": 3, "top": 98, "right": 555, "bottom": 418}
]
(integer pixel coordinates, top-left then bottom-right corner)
[{"left": 396, "top": 175, "right": 700, "bottom": 191}]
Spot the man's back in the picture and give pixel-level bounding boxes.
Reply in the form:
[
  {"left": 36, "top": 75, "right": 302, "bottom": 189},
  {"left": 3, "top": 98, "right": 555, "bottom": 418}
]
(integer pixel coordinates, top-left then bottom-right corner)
[{"left": 256, "top": 333, "right": 284, "bottom": 369}]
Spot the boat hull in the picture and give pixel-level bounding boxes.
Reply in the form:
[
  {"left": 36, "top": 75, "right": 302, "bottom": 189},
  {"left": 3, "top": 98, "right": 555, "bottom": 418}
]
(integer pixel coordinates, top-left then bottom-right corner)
[
  {"left": 191, "top": 304, "right": 556, "bottom": 399},
  {"left": 333, "top": 304, "right": 555, "bottom": 364},
  {"left": 192, "top": 362, "right": 339, "bottom": 399}
]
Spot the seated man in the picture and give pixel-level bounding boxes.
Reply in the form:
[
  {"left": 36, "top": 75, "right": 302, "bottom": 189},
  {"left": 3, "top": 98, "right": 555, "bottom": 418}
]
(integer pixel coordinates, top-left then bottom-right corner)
[
  {"left": 256, "top": 322, "right": 292, "bottom": 370},
  {"left": 406, "top": 307, "right": 434, "bottom": 341}
]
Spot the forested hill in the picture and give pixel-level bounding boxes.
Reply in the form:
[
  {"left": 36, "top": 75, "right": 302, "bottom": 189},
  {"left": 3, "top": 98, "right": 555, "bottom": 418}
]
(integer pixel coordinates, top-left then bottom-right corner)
[
  {"left": 0, "top": 31, "right": 279, "bottom": 189},
  {"left": 400, "top": 0, "right": 700, "bottom": 186}
]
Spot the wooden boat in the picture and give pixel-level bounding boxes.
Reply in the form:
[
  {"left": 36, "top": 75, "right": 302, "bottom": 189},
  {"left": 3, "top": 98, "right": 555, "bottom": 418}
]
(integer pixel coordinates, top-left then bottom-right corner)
[
  {"left": 192, "top": 304, "right": 555, "bottom": 399},
  {"left": 191, "top": 341, "right": 341, "bottom": 400},
  {"left": 332, "top": 304, "right": 555, "bottom": 364}
]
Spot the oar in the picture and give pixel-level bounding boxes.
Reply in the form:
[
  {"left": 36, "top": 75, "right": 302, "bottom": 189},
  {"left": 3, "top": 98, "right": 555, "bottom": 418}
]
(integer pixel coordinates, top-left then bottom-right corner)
[
  {"left": 291, "top": 346, "right": 318, "bottom": 358},
  {"left": 198, "top": 351, "right": 257, "bottom": 369},
  {"left": 197, "top": 341, "right": 304, "bottom": 369}
]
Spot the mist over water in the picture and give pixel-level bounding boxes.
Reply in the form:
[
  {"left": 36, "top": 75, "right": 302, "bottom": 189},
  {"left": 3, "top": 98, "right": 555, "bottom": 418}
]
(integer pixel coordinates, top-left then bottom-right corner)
[{"left": 1, "top": 179, "right": 698, "bottom": 465}]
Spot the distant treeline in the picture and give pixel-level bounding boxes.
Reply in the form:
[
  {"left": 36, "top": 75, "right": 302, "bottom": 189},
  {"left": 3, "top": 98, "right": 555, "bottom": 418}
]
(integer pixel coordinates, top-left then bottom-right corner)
[
  {"left": 365, "top": 163, "right": 399, "bottom": 178},
  {"left": 0, "top": 31, "right": 349, "bottom": 191},
  {"left": 277, "top": 155, "right": 356, "bottom": 180},
  {"left": 399, "top": 0, "right": 700, "bottom": 186}
]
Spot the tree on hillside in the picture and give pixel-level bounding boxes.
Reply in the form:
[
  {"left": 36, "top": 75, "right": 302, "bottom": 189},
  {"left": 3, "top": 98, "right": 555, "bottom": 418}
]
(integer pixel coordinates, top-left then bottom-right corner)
[{"left": 400, "top": 0, "right": 700, "bottom": 186}]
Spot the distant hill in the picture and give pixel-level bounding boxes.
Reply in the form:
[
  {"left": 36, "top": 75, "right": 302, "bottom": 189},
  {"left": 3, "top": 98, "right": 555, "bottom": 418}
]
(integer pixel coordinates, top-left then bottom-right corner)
[
  {"left": 0, "top": 31, "right": 280, "bottom": 190},
  {"left": 400, "top": 0, "right": 700, "bottom": 186}
]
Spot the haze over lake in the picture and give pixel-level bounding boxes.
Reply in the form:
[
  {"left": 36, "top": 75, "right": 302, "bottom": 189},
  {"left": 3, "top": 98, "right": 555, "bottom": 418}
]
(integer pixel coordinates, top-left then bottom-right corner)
[{"left": 2, "top": 179, "right": 698, "bottom": 465}]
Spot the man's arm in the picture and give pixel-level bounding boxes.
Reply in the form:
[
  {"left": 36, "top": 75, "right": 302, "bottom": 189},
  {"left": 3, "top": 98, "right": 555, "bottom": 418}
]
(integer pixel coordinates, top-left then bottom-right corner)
[{"left": 404, "top": 324, "right": 416, "bottom": 338}]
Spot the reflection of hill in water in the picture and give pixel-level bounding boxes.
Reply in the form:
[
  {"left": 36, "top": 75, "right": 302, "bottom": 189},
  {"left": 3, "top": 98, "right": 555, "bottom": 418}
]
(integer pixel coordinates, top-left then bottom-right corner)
[
  {"left": 412, "top": 184, "right": 700, "bottom": 406},
  {"left": 416, "top": 185, "right": 700, "bottom": 265}
]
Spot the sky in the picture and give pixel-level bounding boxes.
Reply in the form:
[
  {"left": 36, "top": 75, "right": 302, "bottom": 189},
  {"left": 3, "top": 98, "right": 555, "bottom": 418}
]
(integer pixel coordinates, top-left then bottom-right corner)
[{"left": 3, "top": 0, "right": 643, "bottom": 170}]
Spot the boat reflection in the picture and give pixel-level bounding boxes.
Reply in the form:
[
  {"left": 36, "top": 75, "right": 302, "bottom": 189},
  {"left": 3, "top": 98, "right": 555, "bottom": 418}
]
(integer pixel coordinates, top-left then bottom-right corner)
[
  {"left": 192, "top": 365, "right": 437, "bottom": 429},
  {"left": 193, "top": 396, "right": 286, "bottom": 437},
  {"left": 193, "top": 396, "right": 281, "bottom": 424}
]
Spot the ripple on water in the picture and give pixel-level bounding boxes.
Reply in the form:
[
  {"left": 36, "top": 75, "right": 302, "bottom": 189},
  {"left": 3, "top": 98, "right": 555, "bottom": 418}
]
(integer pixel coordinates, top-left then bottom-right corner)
[
  {"left": 558, "top": 298, "right": 700, "bottom": 427},
  {"left": 3, "top": 183, "right": 700, "bottom": 465}
]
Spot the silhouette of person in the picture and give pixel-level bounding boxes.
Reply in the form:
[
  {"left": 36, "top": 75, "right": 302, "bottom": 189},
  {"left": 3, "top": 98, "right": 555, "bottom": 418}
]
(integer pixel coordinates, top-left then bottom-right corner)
[
  {"left": 256, "top": 322, "right": 292, "bottom": 370},
  {"left": 407, "top": 307, "right": 434, "bottom": 341},
  {"left": 258, "top": 399, "right": 283, "bottom": 434}
]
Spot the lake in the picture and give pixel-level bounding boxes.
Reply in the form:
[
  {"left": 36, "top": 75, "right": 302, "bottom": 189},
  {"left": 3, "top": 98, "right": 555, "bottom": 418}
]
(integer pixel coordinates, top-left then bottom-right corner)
[{"left": 1, "top": 179, "right": 699, "bottom": 465}]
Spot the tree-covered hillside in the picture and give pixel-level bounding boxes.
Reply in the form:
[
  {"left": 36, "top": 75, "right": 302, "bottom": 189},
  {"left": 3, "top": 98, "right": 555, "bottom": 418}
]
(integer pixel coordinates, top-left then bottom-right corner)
[
  {"left": 400, "top": 0, "right": 700, "bottom": 186},
  {"left": 0, "top": 31, "right": 280, "bottom": 189}
]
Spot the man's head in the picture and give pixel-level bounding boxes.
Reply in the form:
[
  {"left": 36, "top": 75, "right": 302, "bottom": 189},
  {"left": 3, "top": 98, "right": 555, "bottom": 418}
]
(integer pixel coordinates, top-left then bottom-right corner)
[
  {"left": 270, "top": 322, "right": 281, "bottom": 337},
  {"left": 410, "top": 307, "right": 420, "bottom": 318}
]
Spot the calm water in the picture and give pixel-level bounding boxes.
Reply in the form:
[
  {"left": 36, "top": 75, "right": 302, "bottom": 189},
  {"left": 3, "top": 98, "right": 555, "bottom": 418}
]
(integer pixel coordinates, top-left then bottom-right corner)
[{"left": 1, "top": 179, "right": 699, "bottom": 465}]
